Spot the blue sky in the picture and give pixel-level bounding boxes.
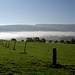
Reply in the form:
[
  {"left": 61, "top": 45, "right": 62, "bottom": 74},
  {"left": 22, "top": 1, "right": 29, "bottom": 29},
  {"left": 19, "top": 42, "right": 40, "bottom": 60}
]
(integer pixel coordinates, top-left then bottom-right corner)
[{"left": 0, "top": 0, "right": 75, "bottom": 25}]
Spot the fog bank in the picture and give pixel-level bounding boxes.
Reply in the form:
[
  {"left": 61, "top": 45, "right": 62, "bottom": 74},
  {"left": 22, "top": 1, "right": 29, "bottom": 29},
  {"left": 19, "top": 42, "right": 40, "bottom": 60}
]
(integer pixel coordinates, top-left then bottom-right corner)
[{"left": 0, "top": 31, "right": 75, "bottom": 40}]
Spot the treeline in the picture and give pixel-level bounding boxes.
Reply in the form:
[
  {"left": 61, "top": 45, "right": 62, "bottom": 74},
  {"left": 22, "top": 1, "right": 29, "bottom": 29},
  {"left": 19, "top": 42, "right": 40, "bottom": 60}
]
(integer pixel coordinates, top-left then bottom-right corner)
[
  {"left": 49, "top": 39, "right": 75, "bottom": 44},
  {"left": 26, "top": 37, "right": 46, "bottom": 43},
  {"left": 11, "top": 37, "right": 46, "bottom": 43},
  {"left": 11, "top": 37, "right": 75, "bottom": 44},
  {"left": 65, "top": 39, "right": 75, "bottom": 44}
]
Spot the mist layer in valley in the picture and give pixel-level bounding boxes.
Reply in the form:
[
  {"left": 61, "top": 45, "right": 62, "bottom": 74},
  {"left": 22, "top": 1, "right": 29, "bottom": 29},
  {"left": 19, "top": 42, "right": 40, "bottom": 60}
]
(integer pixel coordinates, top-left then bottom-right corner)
[
  {"left": 0, "top": 24, "right": 75, "bottom": 40},
  {"left": 0, "top": 31, "right": 75, "bottom": 41}
]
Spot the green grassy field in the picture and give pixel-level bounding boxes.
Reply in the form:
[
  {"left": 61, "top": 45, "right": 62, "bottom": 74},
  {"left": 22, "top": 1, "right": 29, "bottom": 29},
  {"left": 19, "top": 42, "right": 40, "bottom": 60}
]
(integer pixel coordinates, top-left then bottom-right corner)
[{"left": 0, "top": 41, "right": 75, "bottom": 75}]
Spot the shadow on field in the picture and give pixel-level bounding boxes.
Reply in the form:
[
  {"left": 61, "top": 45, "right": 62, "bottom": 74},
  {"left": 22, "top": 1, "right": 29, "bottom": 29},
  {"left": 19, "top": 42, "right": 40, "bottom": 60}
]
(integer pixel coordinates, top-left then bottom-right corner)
[
  {"left": 20, "top": 52, "right": 27, "bottom": 54},
  {"left": 44, "top": 63, "right": 75, "bottom": 74},
  {"left": 0, "top": 64, "right": 10, "bottom": 73},
  {"left": 0, "top": 62, "right": 75, "bottom": 75},
  {"left": 0, "top": 63, "right": 22, "bottom": 75}
]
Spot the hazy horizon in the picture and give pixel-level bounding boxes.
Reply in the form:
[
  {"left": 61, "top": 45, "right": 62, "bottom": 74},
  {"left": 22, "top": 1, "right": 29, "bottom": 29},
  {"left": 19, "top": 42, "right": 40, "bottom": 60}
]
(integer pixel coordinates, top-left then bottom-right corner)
[{"left": 0, "top": 24, "right": 75, "bottom": 40}]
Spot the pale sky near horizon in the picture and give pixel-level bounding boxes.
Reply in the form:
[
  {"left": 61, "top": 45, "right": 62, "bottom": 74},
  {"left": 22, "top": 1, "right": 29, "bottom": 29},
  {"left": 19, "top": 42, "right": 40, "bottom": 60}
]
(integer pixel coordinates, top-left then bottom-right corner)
[{"left": 0, "top": 0, "right": 75, "bottom": 25}]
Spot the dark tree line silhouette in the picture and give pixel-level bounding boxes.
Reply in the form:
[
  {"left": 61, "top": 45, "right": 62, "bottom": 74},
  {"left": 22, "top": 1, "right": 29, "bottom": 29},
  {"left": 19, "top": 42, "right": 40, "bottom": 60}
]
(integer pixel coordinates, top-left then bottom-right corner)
[
  {"left": 26, "top": 37, "right": 46, "bottom": 43},
  {"left": 66, "top": 39, "right": 75, "bottom": 44},
  {"left": 10, "top": 37, "right": 75, "bottom": 44}
]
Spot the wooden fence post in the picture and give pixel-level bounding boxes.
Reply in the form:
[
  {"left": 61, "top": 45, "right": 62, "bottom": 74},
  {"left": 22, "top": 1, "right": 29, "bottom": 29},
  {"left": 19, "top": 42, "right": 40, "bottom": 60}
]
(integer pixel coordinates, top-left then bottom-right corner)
[
  {"left": 24, "top": 41, "right": 27, "bottom": 54},
  {"left": 5, "top": 42, "right": 7, "bottom": 47},
  {"left": 13, "top": 41, "right": 16, "bottom": 50},
  {"left": 7, "top": 41, "right": 10, "bottom": 48},
  {"left": 1, "top": 41, "right": 3, "bottom": 46},
  {"left": 52, "top": 48, "right": 57, "bottom": 65}
]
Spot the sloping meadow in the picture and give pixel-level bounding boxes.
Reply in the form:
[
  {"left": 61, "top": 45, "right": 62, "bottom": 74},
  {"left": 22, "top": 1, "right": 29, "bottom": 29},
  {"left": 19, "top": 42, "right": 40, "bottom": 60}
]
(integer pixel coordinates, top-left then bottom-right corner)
[{"left": 0, "top": 40, "right": 75, "bottom": 75}]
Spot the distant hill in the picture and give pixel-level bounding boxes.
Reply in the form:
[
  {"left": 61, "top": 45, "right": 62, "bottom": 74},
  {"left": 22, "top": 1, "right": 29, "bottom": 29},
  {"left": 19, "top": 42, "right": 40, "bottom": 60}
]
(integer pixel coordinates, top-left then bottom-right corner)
[
  {"left": 36, "top": 24, "right": 75, "bottom": 32},
  {"left": 0, "top": 24, "right": 75, "bottom": 32}
]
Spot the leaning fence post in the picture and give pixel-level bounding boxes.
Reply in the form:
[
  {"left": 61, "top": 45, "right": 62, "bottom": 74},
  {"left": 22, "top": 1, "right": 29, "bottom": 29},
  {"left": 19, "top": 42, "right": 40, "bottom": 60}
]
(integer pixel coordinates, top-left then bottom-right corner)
[
  {"left": 13, "top": 41, "right": 16, "bottom": 50},
  {"left": 7, "top": 41, "right": 10, "bottom": 48},
  {"left": 1, "top": 41, "right": 3, "bottom": 46},
  {"left": 52, "top": 48, "right": 57, "bottom": 65},
  {"left": 24, "top": 41, "right": 27, "bottom": 54},
  {"left": 5, "top": 42, "right": 7, "bottom": 47}
]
